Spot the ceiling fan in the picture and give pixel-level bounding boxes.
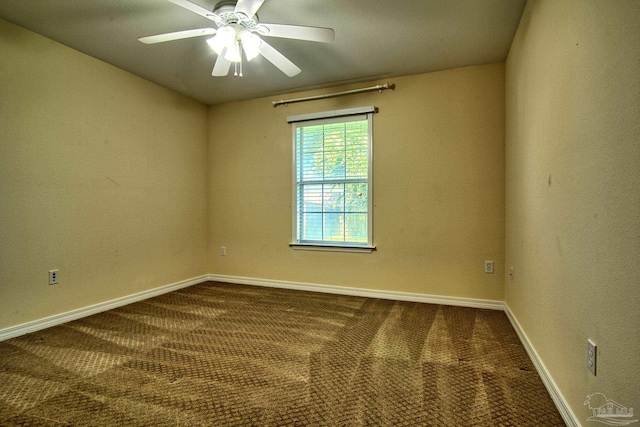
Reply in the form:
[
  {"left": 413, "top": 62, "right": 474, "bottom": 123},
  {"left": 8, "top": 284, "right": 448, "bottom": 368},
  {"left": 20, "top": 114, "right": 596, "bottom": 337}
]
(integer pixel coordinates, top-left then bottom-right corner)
[{"left": 139, "top": 0, "right": 335, "bottom": 77}]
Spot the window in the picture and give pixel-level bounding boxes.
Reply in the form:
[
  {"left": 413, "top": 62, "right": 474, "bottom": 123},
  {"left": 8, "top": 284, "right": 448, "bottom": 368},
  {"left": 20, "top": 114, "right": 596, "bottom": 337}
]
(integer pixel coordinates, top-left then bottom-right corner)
[{"left": 289, "top": 107, "right": 374, "bottom": 252}]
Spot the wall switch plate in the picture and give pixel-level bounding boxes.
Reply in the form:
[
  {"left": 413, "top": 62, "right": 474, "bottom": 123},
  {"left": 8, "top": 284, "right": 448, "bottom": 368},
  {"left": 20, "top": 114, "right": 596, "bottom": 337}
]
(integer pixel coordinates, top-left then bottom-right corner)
[
  {"left": 220, "top": 246, "right": 226, "bottom": 256},
  {"left": 587, "top": 339, "right": 597, "bottom": 375},
  {"left": 48, "top": 269, "right": 59, "bottom": 285},
  {"left": 509, "top": 267, "right": 514, "bottom": 279},
  {"left": 485, "top": 261, "right": 494, "bottom": 274}
]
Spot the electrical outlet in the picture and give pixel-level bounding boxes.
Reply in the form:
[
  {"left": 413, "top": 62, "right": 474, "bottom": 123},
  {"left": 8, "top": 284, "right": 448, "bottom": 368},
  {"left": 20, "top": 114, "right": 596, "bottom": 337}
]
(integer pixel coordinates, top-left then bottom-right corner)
[
  {"left": 48, "top": 269, "right": 59, "bottom": 285},
  {"left": 220, "top": 246, "right": 226, "bottom": 256},
  {"left": 587, "top": 339, "right": 597, "bottom": 375},
  {"left": 484, "top": 261, "right": 494, "bottom": 274}
]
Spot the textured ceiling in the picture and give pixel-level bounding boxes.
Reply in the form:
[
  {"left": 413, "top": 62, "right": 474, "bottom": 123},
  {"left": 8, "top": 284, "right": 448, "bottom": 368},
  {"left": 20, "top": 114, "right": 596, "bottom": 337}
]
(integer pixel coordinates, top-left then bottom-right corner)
[{"left": 0, "top": 0, "right": 526, "bottom": 105}]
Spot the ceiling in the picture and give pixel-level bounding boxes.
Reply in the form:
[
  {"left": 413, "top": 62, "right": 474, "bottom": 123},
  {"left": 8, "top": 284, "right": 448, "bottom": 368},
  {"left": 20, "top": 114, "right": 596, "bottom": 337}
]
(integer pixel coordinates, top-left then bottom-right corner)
[{"left": 0, "top": 0, "right": 526, "bottom": 105}]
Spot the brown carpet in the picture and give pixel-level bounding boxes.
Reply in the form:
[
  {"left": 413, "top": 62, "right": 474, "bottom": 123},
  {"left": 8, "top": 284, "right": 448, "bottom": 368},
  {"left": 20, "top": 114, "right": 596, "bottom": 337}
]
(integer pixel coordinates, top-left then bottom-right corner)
[{"left": 0, "top": 281, "right": 565, "bottom": 426}]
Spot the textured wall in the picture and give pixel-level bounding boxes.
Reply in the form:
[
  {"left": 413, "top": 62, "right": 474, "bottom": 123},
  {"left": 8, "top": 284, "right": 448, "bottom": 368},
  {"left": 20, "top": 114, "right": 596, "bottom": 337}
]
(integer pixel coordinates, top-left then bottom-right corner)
[
  {"left": 0, "top": 19, "right": 209, "bottom": 329},
  {"left": 505, "top": 0, "right": 640, "bottom": 419},
  {"left": 208, "top": 63, "right": 505, "bottom": 301}
]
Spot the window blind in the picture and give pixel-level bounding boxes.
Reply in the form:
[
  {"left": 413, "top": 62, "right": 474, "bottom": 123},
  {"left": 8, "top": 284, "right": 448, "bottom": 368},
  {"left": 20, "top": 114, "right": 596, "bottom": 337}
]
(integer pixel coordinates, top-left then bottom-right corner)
[{"left": 294, "top": 113, "right": 372, "bottom": 246}]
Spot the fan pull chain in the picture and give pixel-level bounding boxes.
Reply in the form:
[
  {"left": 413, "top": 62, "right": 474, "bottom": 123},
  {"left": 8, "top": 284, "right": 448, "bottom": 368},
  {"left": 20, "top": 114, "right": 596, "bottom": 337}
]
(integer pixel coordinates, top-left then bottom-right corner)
[
  {"left": 233, "top": 61, "right": 244, "bottom": 77},
  {"left": 239, "top": 42, "right": 244, "bottom": 77}
]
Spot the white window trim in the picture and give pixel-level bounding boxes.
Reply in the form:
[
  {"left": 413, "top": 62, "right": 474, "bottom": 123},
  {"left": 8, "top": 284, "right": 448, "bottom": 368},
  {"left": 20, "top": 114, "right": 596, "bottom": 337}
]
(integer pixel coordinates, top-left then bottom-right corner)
[
  {"left": 289, "top": 243, "right": 376, "bottom": 253},
  {"left": 290, "top": 108, "right": 375, "bottom": 253}
]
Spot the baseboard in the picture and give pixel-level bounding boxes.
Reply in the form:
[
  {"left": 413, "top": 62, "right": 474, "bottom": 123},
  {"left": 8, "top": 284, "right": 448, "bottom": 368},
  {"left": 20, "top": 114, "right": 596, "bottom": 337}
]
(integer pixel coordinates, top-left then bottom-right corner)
[
  {"left": 1, "top": 273, "right": 500, "bottom": 342},
  {"left": 211, "top": 274, "right": 576, "bottom": 425},
  {"left": 207, "top": 274, "right": 504, "bottom": 310},
  {"left": 0, "top": 274, "right": 210, "bottom": 342},
  {"left": 1, "top": 272, "right": 576, "bottom": 426},
  {"left": 504, "top": 303, "right": 580, "bottom": 427}
]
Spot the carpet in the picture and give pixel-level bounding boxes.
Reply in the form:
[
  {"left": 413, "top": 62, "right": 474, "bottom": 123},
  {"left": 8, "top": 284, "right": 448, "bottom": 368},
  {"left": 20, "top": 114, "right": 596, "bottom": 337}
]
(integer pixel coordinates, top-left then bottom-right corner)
[{"left": 0, "top": 281, "right": 565, "bottom": 426}]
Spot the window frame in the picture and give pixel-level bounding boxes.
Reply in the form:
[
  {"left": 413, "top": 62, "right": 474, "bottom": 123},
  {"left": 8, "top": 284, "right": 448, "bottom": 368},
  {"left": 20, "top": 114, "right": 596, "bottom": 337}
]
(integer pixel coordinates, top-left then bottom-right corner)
[{"left": 289, "top": 108, "right": 375, "bottom": 253}]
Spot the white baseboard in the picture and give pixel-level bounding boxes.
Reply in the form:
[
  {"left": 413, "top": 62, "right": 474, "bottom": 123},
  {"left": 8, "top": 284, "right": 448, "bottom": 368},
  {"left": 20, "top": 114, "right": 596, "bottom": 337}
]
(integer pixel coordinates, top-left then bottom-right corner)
[
  {"left": 0, "top": 275, "right": 210, "bottom": 342},
  {"left": 504, "top": 303, "right": 580, "bottom": 427},
  {"left": 1, "top": 273, "right": 575, "bottom": 426},
  {"left": 207, "top": 274, "right": 505, "bottom": 311},
  {"left": 0, "top": 273, "right": 501, "bottom": 342},
  {"left": 213, "top": 274, "right": 576, "bottom": 425}
]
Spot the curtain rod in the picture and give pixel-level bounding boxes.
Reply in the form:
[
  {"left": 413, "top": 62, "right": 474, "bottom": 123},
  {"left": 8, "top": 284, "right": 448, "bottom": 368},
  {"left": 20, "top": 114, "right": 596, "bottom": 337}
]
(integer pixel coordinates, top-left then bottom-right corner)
[{"left": 272, "top": 83, "right": 395, "bottom": 108}]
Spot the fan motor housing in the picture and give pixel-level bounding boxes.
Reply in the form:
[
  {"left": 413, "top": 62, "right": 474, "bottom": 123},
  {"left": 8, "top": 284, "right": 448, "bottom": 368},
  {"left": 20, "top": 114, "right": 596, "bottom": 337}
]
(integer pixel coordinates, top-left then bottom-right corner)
[{"left": 213, "top": 1, "right": 259, "bottom": 27}]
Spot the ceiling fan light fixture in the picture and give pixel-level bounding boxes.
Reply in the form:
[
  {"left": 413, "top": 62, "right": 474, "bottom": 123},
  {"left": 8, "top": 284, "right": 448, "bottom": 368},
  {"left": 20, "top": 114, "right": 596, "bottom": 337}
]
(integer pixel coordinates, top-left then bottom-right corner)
[
  {"left": 224, "top": 40, "right": 242, "bottom": 62},
  {"left": 141, "top": 0, "right": 335, "bottom": 78},
  {"left": 207, "top": 25, "right": 236, "bottom": 55},
  {"left": 241, "top": 31, "right": 262, "bottom": 61}
]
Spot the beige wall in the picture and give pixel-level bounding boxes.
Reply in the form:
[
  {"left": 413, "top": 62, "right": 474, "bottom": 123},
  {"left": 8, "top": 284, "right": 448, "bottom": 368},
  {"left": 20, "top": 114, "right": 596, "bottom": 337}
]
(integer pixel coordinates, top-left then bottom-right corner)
[
  {"left": 208, "top": 63, "right": 505, "bottom": 301},
  {"left": 0, "top": 19, "right": 209, "bottom": 329},
  {"left": 3, "top": 2, "right": 637, "bottom": 420},
  {"left": 505, "top": 0, "right": 640, "bottom": 419}
]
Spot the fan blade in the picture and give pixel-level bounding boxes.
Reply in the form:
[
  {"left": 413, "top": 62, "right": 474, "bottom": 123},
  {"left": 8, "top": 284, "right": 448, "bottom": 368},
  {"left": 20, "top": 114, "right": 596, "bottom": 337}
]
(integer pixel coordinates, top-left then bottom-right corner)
[
  {"left": 259, "top": 40, "right": 301, "bottom": 77},
  {"left": 234, "top": 0, "right": 265, "bottom": 19},
  {"left": 258, "top": 24, "right": 335, "bottom": 43},
  {"left": 167, "top": 0, "right": 218, "bottom": 21},
  {"left": 212, "top": 55, "right": 232, "bottom": 76},
  {"left": 138, "top": 28, "right": 217, "bottom": 44}
]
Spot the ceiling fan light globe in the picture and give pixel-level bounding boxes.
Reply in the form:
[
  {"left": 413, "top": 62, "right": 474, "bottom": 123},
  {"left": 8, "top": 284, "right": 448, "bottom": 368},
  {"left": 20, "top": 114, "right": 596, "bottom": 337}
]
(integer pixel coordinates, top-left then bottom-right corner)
[
  {"left": 244, "top": 47, "right": 262, "bottom": 61},
  {"left": 241, "top": 31, "right": 262, "bottom": 61},
  {"left": 224, "top": 41, "right": 242, "bottom": 62},
  {"left": 206, "top": 36, "right": 224, "bottom": 55},
  {"left": 207, "top": 26, "right": 236, "bottom": 55}
]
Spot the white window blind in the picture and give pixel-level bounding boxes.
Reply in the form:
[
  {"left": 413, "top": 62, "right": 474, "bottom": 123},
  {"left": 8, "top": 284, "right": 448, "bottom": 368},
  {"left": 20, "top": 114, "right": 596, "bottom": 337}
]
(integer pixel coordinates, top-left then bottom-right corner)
[{"left": 291, "top": 111, "right": 374, "bottom": 251}]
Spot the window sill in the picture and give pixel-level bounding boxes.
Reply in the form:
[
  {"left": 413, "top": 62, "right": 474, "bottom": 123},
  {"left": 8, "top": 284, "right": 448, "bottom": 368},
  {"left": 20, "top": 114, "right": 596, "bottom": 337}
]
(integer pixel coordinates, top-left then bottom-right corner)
[{"left": 289, "top": 243, "right": 376, "bottom": 253}]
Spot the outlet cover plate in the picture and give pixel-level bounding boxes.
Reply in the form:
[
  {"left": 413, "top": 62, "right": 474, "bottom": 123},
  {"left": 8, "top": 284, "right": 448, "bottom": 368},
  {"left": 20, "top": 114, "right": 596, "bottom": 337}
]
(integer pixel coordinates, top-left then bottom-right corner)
[
  {"left": 587, "top": 339, "right": 597, "bottom": 375},
  {"left": 48, "top": 270, "right": 59, "bottom": 285},
  {"left": 484, "top": 261, "right": 494, "bottom": 274}
]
